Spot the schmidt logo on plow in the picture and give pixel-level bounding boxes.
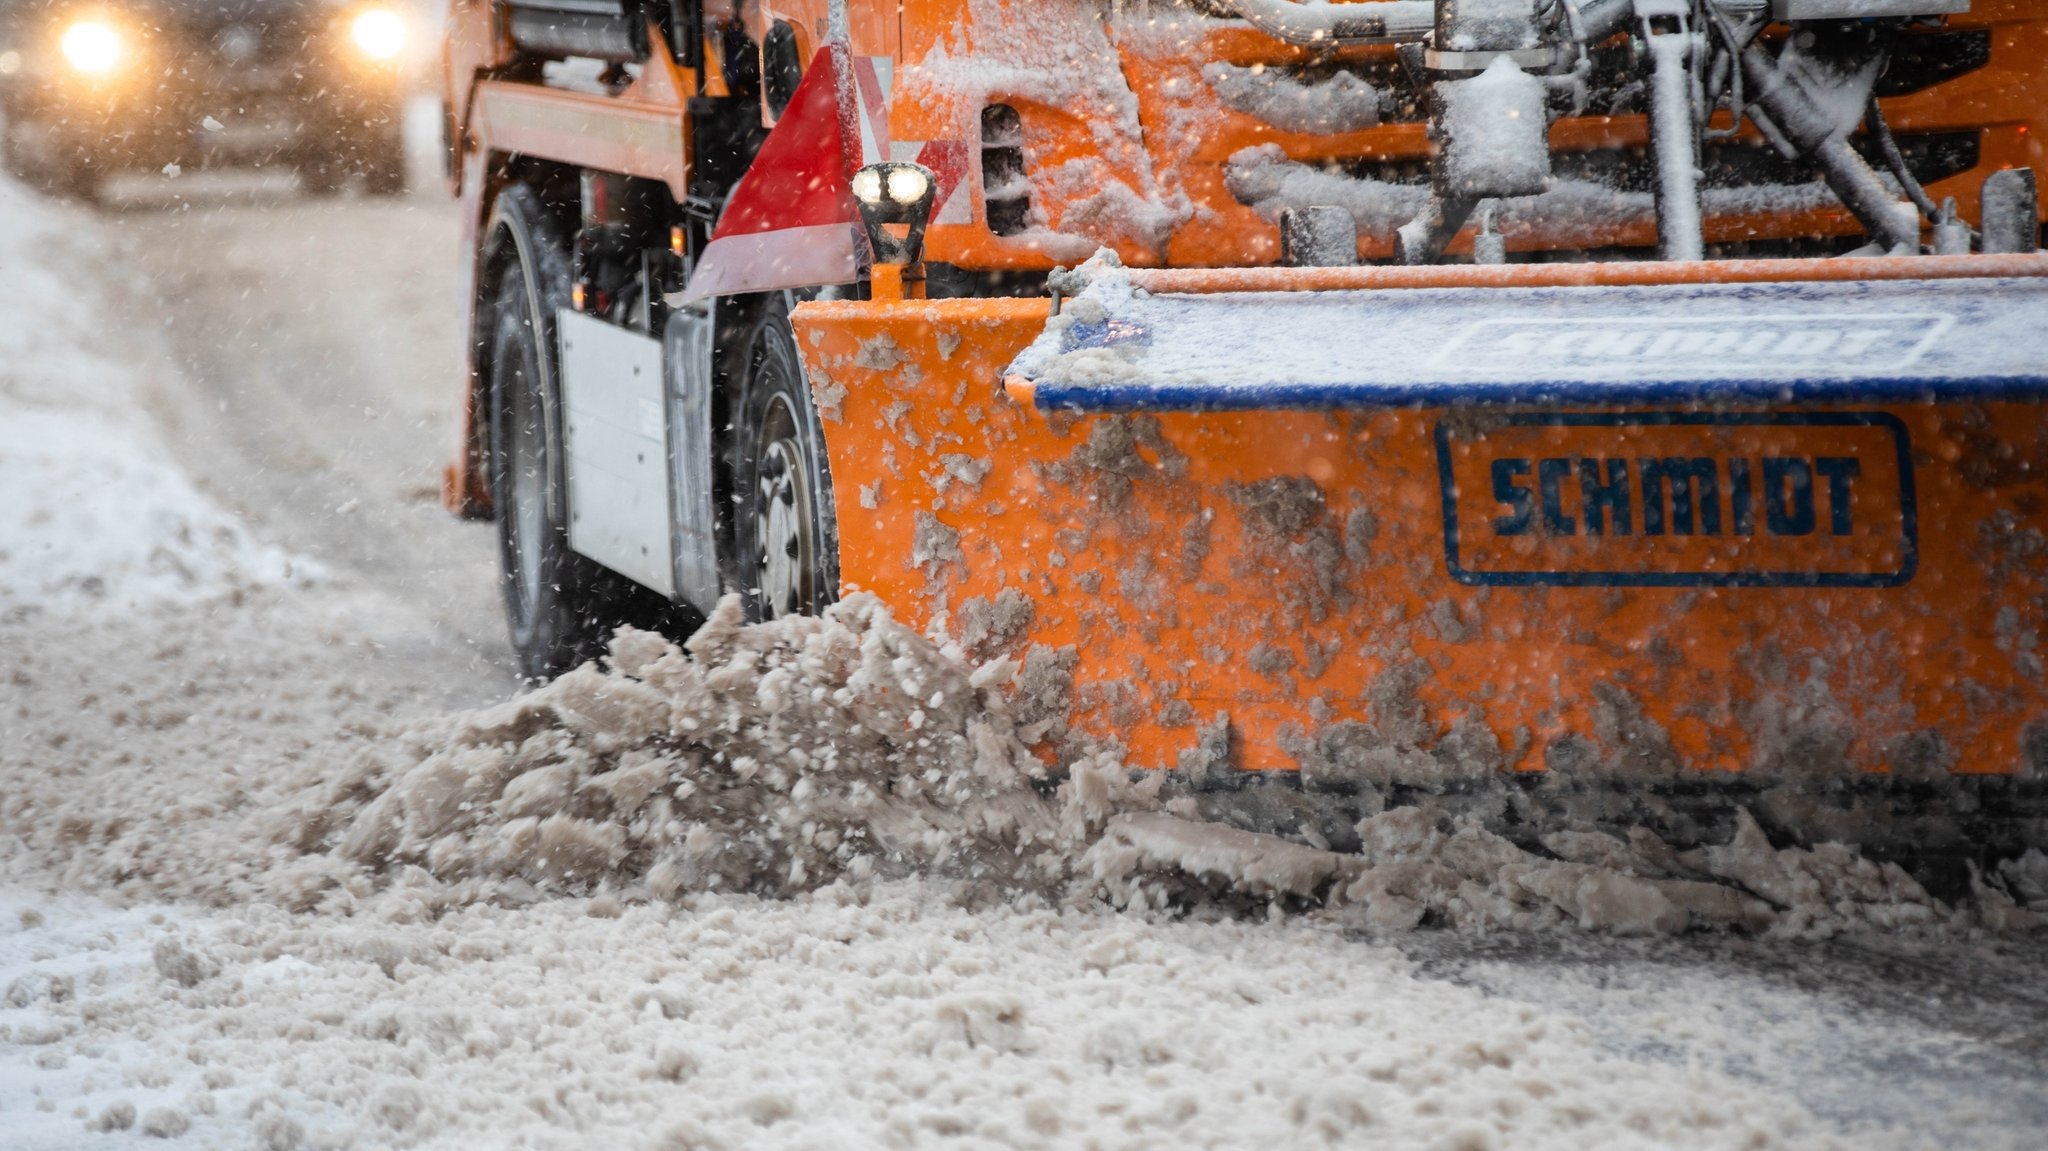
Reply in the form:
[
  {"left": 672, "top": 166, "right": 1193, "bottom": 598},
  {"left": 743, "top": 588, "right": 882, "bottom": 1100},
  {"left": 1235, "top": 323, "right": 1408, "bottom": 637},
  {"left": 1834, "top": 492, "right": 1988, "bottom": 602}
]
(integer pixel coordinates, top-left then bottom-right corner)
[{"left": 1435, "top": 412, "right": 1917, "bottom": 588}]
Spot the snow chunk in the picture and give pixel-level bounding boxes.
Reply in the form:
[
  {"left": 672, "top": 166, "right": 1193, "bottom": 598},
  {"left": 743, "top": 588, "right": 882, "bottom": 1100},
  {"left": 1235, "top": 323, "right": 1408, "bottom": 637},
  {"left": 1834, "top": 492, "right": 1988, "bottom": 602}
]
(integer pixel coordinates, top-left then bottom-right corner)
[
  {"left": 90, "top": 1101, "right": 137, "bottom": 1131},
  {"left": 1436, "top": 58, "right": 1550, "bottom": 198},
  {"left": 141, "top": 1106, "right": 192, "bottom": 1138},
  {"left": 151, "top": 936, "right": 217, "bottom": 988},
  {"left": 1205, "top": 62, "right": 1383, "bottom": 135},
  {"left": 1087, "top": 812, "right": 1362, "bottom": 902}
]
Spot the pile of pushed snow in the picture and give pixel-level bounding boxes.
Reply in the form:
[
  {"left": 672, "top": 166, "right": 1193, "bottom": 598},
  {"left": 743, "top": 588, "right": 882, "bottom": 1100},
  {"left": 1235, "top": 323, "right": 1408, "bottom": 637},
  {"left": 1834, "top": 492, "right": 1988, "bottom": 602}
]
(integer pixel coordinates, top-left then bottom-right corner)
[
  {"left": 260, "top": 596, "right": 2047, "bottom": 939},
  {"left": 269, "top": 595, "right": 1078, "bottom": 909},
  {"left": 0, "top": 173, "right": 310, "bottom": 615}
]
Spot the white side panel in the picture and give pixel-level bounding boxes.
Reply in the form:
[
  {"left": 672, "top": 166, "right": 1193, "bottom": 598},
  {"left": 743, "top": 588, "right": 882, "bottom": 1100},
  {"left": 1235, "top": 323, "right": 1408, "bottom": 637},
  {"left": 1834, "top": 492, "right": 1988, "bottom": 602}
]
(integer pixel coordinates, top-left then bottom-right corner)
[{"left": 559, "top": 309, "right": 676, "bottom": 597}]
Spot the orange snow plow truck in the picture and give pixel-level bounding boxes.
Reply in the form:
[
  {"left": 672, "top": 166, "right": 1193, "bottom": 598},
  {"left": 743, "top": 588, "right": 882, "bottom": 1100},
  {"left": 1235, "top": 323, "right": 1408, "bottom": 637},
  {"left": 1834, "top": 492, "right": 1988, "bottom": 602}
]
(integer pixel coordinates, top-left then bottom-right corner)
[{"left": 442, "top": 0, "right": 2048, "bottom": 863}]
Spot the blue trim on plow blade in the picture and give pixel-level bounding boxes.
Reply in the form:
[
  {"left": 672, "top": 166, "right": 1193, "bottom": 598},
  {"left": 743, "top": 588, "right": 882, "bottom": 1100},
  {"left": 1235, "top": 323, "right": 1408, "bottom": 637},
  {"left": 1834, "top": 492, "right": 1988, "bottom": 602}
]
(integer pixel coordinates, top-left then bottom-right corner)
[
  {"left": 1028, "top": 374, "right": 2048, "bottom": 413},
  {"left": 1432, "top": 411, "right": 1919, "bottom": 589}
]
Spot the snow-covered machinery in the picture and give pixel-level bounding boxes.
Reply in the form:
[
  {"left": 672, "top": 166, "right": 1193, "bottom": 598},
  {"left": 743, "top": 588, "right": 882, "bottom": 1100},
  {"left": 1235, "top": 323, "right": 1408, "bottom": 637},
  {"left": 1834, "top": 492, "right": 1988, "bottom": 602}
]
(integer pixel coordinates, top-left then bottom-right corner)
[{"left": 443, "top": 0, "right": 2048, "bottom": 864}]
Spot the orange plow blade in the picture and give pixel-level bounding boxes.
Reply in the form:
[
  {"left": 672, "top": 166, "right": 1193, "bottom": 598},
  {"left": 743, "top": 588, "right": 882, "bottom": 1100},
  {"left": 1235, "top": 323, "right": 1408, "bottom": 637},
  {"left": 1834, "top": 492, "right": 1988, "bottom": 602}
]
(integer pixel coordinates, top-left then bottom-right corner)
[{"left": 792, "top": 256, "right": 2048, "bottom": 851}]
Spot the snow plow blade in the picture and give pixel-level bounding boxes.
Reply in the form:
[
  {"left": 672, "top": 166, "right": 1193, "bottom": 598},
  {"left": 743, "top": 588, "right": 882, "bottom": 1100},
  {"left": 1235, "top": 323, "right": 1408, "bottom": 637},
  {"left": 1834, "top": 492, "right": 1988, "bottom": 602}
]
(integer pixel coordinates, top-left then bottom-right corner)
[{"left": 793, "top": 254, "right": 2048, "bottom": 857}]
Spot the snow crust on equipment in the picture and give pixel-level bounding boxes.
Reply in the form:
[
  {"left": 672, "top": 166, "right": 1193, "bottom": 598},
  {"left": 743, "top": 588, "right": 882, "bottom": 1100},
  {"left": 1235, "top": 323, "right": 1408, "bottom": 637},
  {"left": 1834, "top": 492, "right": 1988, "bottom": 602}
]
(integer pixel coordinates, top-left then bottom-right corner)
[
  {"left": 1646, "top": 31, "right": 1704, "bottom": 257},
  {"left": 1203, "top": 62, "right": 1385, "bottom": 135},
  {"left": 1436, "top": 58, "right": 1550, "bottom": 199},
  {"left": 1226, "top": 143, "right": 1849, "bottom": 247},
  {"left": 910, "top": 0, "right": 1191, "bottom": 257},
  {"left": 1008, "top": 257, "right": 2048, "bottom": 407}
]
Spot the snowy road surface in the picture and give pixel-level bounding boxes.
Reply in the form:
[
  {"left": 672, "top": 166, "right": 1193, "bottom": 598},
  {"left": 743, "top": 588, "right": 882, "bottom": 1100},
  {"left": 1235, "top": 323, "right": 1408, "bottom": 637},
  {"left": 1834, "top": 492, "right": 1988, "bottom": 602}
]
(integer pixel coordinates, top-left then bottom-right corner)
[{"left": 2, "top": 153, "right": 2046, "bottom": 1149}]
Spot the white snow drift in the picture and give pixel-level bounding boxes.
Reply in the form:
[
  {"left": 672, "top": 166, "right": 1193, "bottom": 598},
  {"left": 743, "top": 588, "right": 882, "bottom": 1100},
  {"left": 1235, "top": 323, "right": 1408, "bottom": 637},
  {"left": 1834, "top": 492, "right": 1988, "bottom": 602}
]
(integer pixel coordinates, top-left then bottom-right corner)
[{"left": 0, "top": 176, "right": 310, "bottom": 615}]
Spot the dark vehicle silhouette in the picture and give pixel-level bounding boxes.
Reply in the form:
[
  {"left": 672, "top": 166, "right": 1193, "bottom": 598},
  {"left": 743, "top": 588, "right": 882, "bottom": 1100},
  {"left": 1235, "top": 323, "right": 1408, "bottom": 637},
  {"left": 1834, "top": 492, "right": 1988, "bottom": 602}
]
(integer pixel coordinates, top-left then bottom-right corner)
[{"left": 0, "top": 0, "right": 411, "bottom": 198}]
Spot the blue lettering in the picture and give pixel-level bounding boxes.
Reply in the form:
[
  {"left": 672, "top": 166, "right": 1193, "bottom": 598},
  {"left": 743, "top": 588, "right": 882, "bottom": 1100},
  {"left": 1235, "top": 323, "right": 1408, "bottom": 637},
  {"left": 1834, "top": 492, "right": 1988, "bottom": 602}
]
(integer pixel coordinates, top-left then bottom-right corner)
[
  {"left": 1578, "top": 458, "right": 1632, "bottom": 536},
  {"left": 1539, "top": 458, "right": 1576, "bottom": 535},
  {"left": 1480, "top": 452, "right": 1863, "bottom": 545},
  {"left": 1764, "top": 456, "right": 1816, "bottom": 536},
  {"left": 1491, "top": 458, "right": 1533, "bottom": 536},
  {"left": 1815, "top": 457, "right": 1860, "bottom": 536},
  {"left": 1729, "top": 458, "right": 1755, "bottom": 536},
  {"left": 1640, "top": 457, "right": 1721, "bottom": 536}
]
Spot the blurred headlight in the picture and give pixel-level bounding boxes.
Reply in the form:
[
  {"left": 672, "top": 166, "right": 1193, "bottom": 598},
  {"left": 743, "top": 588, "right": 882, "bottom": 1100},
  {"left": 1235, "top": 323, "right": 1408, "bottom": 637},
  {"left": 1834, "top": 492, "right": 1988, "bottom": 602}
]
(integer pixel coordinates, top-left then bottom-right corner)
[
  {"left": 60, "top": 21, "right": 123, "bottom": 74},
  {"left": 350, "top": 9, "right": 406, "bottom": 60}
]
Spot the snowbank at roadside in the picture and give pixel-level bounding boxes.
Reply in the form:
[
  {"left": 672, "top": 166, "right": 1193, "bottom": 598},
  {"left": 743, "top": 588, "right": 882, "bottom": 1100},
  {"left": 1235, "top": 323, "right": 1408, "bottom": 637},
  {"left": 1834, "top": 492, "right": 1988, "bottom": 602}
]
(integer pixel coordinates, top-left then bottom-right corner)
[{"left": 0, "top": 176, "right": 311, "bottom": 615}]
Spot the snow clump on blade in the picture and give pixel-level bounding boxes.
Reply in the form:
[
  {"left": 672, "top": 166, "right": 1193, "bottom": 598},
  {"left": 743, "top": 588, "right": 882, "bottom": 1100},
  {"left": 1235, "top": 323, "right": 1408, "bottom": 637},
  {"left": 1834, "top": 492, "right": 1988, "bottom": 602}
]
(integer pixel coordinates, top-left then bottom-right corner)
[{"left": 1203, "top": 62, "right": 1384, "bottom": 136}]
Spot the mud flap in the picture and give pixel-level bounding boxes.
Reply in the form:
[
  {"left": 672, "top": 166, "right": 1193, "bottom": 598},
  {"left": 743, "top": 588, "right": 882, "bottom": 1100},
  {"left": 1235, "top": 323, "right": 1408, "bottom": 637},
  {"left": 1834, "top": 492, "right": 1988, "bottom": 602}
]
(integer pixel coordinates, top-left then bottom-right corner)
[{"left": 663, "top": 302, "right": 722, "bottom": 616}]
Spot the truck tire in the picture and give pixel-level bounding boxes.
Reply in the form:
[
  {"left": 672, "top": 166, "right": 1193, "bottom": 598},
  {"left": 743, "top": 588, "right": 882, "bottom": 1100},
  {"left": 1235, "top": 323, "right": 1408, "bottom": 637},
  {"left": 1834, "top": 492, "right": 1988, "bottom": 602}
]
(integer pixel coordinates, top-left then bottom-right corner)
[
  {"left": 363, "top": 150, "right": 406, "bottom": 196},
  {"left": 483, "top": 184, "right": 618, "bottom": 677},
  {"left": 4, "top": 126, "right": 94, "bottom": 202},
  {"left": 49, "top": 165, "right": 98, "bottom": 203},
  {"left": 298, "top": 156, "right": 344, "bottom": 197},
  {"left": 361, "top": 123, "right": 407, "bottom": 196},
  {"left": 729, "top": 296, "right": 840, "bottom": 621},
  {"left": 0, "top": 126, "right": 33, "bottom": 181}
]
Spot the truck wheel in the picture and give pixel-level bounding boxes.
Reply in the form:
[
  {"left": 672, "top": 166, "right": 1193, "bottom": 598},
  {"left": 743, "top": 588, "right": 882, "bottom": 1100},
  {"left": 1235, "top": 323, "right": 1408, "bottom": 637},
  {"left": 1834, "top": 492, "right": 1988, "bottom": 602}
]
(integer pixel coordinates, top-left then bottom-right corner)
[
  {"left": 361, "top": 123, "right": 407, "bottom": 196},
  {"left": 42, "top": 145, "right": 100, "bottom": 203},
  {"left": 0, "top": 127, "right": 32, "bottom": 181},
  {"left": 363, "top": 150, "right": 406, "bottom": 196},
  {"left": 49, "top": 161, "right": 100, "bottom": 204},
  {"left": 298, "top": 157, "right": 344, "bottom": 197},
  {"left": 483, "top": 185, "right": 616, "bottom": 677},
  {"left": 4, "top": 126, "right": 94, "bottom": 201},
  {"left": 730, "top": 297, "right": 839, "bottom": 621}
]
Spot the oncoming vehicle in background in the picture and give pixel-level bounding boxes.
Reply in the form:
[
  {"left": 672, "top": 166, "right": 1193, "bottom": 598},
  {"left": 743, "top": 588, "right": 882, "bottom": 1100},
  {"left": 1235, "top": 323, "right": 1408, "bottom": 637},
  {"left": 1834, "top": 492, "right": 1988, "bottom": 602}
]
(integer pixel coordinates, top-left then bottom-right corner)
[{"left": 0, "top": 0, "right": 415, "bottom": 199}]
